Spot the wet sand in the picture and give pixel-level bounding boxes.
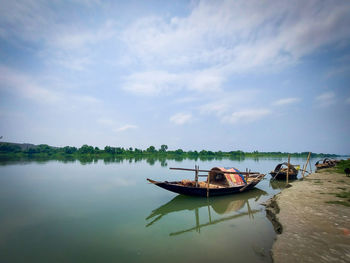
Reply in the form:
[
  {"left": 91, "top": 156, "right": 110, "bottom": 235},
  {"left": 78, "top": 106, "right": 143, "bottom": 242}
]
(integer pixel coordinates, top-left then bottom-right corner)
[{"left": 265, "top": 169, "right": 350, "bottom": 263}]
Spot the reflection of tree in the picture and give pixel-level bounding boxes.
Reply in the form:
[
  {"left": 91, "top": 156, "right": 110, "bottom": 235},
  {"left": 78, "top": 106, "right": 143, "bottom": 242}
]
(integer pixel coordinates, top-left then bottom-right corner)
[
  {"left": 146, "top": 157, "right": 156, "bottom": 166},
  {"left": 0, "top": 154, "right": 248, "bottom": 166},
  {"left": 145, "top": 189, "right": 267, "bottom": 236}
]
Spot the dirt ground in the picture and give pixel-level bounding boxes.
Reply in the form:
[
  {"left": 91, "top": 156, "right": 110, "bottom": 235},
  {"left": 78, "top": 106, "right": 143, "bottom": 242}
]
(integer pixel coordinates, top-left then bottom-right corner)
[{"left": 266, "top": 169, "right": 350, "bottom": 263}]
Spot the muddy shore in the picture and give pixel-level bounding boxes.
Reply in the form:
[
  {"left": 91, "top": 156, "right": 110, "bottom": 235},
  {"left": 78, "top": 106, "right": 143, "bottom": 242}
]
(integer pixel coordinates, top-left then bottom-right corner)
[{"left": 265, "top": 169, "right": 350, "bottom": 263}]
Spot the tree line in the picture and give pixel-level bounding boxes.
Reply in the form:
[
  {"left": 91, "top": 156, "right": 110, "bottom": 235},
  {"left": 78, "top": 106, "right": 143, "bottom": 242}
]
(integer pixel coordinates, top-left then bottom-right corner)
[{"left": 0, "top": 142, "right": 338, "bottom": 158}]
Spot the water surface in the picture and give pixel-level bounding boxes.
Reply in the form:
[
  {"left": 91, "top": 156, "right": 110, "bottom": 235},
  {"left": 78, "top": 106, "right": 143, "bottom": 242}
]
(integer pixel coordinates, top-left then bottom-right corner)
[{"left": 0, "top": 157, "right": 316, "bottom": 263}]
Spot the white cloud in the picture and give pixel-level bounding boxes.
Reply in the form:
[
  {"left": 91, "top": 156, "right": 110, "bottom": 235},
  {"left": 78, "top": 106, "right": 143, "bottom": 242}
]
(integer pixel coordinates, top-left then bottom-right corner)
[
  {"left": 123, "top": 69, "right": 223, "bottom": 95},
  {"left": 115, "top": 124, "right": 138, "bottom": 132},
  {"left": 315, "top": 92, "right": 336, "bottom": 107},
  {"left": 122, "top": 1, "right": 350, "bottom": 68},
  {"left": 199, "top": 90, "right": 260, "bottom": 116},
  {"left": 0, "top": 66, "right": 61, "bottom": 104},
  {"left": 120, "top": 0, "right": 350, "bottom": 95},
  {"left": 0, "top": 66, "right": 100, "bottom": 107},
  {"left": 123, "top": 71, "right": 183, "bottom": 95},
  {"left": 273, "top": 97, "right": 301, "bottom": 106},
  {"left": 0, "top": 1, "right": 117, "bottom": 71},
  {"left": 221, "top": 109, "right": 271, "bottom": 124},
  {"left": 170, "top": 113, "right": 193, "bottom": 125}
]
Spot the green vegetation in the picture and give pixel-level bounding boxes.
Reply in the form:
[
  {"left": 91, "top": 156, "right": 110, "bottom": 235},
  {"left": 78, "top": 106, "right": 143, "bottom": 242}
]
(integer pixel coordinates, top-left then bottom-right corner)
[
  {"left": 325, "top": 200, "right": 350, "bottom": 207},
  {"left": 326, "top": 190, "right": 350, "bottom": 207},
  {"left": 0, "top": 142, "right": 339, "bottom": 163},
  {"left": 335, "top": 191, "right": 350, "bottom": 199},
  {"left": 334, "top": 159, "right": 350, "bottom": 174}
]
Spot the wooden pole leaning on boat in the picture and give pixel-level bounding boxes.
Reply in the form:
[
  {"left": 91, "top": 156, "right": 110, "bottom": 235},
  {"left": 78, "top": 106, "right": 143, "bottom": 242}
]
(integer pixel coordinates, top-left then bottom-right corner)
[
  {"left": 308, "top": 153, "right": 313, "bottom": 173},
  {"left": 240, "top": 174, "right": 264, "bottom": 192},
  {"left": 286, "top": 154, "right": 290, "bottom": 185},
  {"left": 272, "top": 166, "right": 283, "bottom": 180},
  {"left": 302, "top": 152, "right": 311, "bottom": 178}
]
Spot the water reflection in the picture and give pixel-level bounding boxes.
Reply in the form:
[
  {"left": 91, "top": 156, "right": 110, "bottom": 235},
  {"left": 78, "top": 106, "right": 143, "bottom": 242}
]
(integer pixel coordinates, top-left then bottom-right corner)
[
  {"left": 269, "top": 179, "right": 297, "bottom": 190},
  {"left": 0, "top": 155, "right": 249, "bottom": 166},
  {"left": 146, "top": 189, "right": 267, "bottom": 236}
]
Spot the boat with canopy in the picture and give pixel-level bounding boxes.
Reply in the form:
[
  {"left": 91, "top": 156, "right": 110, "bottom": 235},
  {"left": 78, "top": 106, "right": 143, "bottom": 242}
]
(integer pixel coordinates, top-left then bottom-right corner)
[{"left": 147, "top": 166, "right": 265, "bottom": 197}]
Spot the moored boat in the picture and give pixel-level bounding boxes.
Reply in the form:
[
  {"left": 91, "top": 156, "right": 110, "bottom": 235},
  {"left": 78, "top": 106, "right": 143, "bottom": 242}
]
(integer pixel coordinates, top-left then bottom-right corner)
[
  {"left": 315, "top": 158, "right": 340, "bottom": 170},
  {"left": 270, "top": 162, "right": 299, "bottom": 180},
  {"left": 147, "top": 166, "right": 265, "bottom": 197}
]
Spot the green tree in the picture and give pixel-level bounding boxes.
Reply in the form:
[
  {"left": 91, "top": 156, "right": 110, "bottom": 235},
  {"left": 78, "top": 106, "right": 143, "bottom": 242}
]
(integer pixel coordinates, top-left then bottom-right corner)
[
  {"left": 174, "top": 149, "right": 184, "bottom": 155},
  {"left": 159, "top": 144, "right": 168, "bottom": 152},
  {"left": 63, "top": 146, "right": 77, "bottom": 154},
  {"left": 146, "top": 146, "right": 156, "bottom": 153},
  {"left": 79, "top": 144, "right": 94, "bottom": 154},
  {"left": 104, "top": 146, "right": 115, "bottom": 154}
]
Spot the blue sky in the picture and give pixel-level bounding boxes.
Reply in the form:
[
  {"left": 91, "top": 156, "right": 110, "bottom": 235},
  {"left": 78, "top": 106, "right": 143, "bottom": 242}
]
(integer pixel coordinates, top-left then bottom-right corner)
[{"left": 0, "top": 0, "right": 349, "bottom": 154}]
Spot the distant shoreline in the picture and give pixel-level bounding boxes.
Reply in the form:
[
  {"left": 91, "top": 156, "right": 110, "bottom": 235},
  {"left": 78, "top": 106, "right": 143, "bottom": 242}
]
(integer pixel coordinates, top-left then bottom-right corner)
[{"left": 0, "top": 141, "right": 339, "bottom": 160}]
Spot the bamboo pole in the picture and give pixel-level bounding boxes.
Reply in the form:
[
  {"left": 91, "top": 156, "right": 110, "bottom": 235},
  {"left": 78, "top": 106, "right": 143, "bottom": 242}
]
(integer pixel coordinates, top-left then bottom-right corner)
[
  {"left": 309, "top": 154, "right": 313, "bottom": 173},
  {"left": 195, "top": 165, "right": 199, "bottom": 187},
  {"left": 301, "top": 163, "right": 306, "bottom": 178},
  {"left": 302, "top": 152, "right": 311, "bottom": 178},
  {"left": 286, "top": 154, "right": 290, "bottom": 185}
]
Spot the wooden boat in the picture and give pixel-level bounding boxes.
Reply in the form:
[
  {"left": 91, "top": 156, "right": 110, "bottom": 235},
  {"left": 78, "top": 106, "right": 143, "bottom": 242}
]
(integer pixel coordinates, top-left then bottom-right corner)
[
  {"left": 270, "top": 162, "right": 299, "bottom": 180},
  {"left": 315, "top": 158, "right": 339, "bottom": 170},
  {"left": 147, "top": 166, "right": 265, "bottom": 197}
]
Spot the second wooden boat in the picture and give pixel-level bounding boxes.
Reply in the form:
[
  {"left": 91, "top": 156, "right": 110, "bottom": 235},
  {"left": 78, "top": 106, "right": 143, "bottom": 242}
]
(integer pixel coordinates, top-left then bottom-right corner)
[{"left": 270, "top": 162, "right": 299, "bottom": 180}]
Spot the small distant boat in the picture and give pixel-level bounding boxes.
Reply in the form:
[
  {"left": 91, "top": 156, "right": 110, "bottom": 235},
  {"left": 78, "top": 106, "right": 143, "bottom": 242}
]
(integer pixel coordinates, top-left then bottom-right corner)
[
  {"left": 147, "top": 166, "right": 265, "bottom": 197},
  {"left": 270, "top": 163, "right": 299, "bottom": 180},
  {"left": 315, "top": 158, "right": 339, "bottom": 170}
]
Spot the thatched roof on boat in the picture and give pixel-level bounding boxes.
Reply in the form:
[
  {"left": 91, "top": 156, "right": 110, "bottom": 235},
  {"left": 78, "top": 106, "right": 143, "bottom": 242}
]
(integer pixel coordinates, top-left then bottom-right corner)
[
  {"left": 208, "top": 167, "right": 246, "bottom": 187},
  {"left": 315, "top": 158, "right": 339, "bottom": 169},
  {"left": 272, "top": 163, "right": 298, "bottom": 174},
  {"left": 315, "top": 158, "right": 339, "bottom": 165}
]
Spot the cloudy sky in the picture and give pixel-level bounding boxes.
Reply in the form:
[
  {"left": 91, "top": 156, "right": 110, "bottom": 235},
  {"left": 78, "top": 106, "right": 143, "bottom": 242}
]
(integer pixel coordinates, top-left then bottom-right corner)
[{"left": 0, "top": 0, "right": 349, "bottom": 154}]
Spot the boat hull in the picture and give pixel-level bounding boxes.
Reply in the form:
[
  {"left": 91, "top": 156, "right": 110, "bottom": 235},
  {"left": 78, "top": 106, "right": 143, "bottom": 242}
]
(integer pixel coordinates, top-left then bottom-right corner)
[
  {"left": 147, "top": 179, "right": 262, "bottom": 197},
  {"left": 270, "top": 172, "right": 298, "bottom": 180}
]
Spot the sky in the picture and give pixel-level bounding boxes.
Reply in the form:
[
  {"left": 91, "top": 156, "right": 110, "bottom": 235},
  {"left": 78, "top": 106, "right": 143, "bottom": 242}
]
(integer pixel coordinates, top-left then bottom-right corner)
[{"left": 0, "top": 0, "right": 350, "bottom": 154}]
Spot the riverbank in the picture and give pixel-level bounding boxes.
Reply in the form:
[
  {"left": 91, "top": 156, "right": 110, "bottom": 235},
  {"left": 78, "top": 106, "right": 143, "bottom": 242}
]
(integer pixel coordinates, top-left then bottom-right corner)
[{"left": 266, "top": 169, "right": 350, "bottom": 263}]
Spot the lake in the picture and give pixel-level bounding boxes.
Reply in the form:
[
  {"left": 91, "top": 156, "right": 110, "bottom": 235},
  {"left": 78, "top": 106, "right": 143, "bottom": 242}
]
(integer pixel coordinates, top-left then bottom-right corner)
[{"left": 0, "top": 157, "right": 317, "bottom": 263}]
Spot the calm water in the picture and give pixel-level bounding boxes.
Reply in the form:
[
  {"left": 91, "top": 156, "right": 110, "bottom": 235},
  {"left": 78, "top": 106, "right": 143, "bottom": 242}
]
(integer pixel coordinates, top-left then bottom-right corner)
[{"left": 0, "top": 157, "right": 317, "bottom": 263}]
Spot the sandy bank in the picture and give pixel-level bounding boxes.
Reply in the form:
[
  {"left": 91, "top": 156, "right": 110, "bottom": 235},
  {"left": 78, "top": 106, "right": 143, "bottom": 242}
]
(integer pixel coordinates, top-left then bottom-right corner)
[{"left": 265, "top": 170, "right": 350, "bottom": 263}]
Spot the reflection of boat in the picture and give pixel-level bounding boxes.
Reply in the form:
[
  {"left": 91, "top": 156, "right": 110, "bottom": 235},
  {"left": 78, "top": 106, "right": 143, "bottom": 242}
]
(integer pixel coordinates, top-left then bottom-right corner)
[
  {"left": 269, "top": 179, "right": 289, "bottom": 190},
  {"left": 147, "top": 167, "right": 265, "bottom": 197},
  {"left": 315, "top": 158, "right": 339, "bottom": 170},
  {"left": 146, "top": 188, "right": 267, "bottom": 235},
  {"left": 270, "top": 163, "right": 299, "bottom": 180}
]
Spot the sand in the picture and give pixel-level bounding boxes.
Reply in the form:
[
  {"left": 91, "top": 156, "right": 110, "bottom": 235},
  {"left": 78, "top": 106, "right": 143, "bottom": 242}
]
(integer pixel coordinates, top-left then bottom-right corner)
[{"left": 265, "top": 169, "right": 350, "bottom": 263}]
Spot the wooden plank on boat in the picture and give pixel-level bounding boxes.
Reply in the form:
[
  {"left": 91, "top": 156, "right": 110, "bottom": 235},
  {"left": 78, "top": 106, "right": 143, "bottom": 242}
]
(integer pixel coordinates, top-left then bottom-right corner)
[
  {"left": 169, "top": 167, "right": 259, "bottom": 175},
  {"left": 239, "top": 174, "right": 264, "bottom": 192}
]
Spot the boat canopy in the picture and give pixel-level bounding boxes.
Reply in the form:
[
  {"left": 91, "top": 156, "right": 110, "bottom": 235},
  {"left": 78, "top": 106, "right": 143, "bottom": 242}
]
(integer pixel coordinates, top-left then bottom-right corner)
[
  {"left": 208, "top": 167, "right": 246, "bottom": 187},
  {"left": 272, "top": 163, "right": 298, "bottom": 174}
]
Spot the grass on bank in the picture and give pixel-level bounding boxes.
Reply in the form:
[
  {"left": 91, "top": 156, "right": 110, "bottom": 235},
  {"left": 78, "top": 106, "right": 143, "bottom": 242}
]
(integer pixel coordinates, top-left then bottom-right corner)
[{"left": 334, "top": 159, "right": 350, "bottom": 174}]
